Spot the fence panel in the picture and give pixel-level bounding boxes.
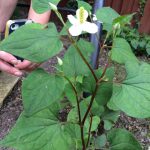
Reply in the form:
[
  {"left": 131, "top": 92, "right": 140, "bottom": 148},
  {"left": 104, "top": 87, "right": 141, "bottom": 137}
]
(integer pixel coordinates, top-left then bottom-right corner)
[
  {"left": 104, "top": 0, "right": 150, "bottom": 34},
  {"left": 104, "top": 0, "right": 139, "bottom": 14},
  {"left": 139, "top": 0, "right": 150, "bottom": 34},
  {"left": 111, "top": 0, "right": 123, "bottom": 13}
]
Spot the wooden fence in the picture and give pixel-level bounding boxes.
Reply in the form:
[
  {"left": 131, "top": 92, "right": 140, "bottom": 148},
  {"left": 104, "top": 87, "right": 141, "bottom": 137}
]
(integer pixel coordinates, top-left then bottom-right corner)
[{"left": 104, "top": 0, "right": 150, "bottom": 34}]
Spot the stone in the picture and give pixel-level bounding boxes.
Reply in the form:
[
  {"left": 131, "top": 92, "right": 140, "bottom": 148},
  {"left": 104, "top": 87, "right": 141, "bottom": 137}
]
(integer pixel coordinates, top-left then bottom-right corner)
[{"left": 0, "top": 72, "right": 19, "bottom": 107}]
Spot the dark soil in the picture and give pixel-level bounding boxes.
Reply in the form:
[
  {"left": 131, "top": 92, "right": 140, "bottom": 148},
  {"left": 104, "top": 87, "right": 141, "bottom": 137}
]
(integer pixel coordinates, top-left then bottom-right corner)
[{"left": 0, "top": 81, "right": 22, "bottom": 150}]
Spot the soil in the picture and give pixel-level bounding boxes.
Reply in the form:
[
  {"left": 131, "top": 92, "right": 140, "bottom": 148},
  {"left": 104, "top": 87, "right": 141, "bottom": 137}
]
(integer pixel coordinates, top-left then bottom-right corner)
[{"left": 0, "top": 81, "right": 22, "bottom": 150}]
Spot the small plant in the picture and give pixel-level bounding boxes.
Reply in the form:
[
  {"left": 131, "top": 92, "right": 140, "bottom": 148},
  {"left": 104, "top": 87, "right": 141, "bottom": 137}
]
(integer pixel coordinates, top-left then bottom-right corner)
[
  {"left": 119, "top": 25, "right": 150, "bottom": 56},
  {"left": 0, "top": 1, "right": 150, "bottom": 150}
]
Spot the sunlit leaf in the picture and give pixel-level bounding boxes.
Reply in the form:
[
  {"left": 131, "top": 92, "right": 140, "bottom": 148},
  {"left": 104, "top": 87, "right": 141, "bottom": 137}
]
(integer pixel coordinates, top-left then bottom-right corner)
[
  {"left": 108, "top": 62, "right": 150, "bottom": 118},
  {"left": 0, "top": 23, "right": 63, "bottom": 62},
  {"left": 32, "top": 0, "right": 60, "bottom": 13},
  {"left": 22, "top": 68, "right": 65, "bottom": 116},
  {"left": 107, "top": 129, "right": 142, "bottom": 150},
  {"left": 111, "top": 38, "right": 138, "bottom": 64},
  {"left": 0, "top": 106, "right": 80, "bottom": 150}
]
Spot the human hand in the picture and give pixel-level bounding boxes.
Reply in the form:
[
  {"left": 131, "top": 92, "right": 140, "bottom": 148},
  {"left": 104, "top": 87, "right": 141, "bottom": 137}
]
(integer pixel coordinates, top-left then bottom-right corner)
[
  {"left": 15, "top": 60, "right": 40, "bottom": 72},
  {"left": 0, "top": 51, "right": 40, "bottom": 76},
  {"left": 0, "top": 51, "right": 23, "bottom": 76}
]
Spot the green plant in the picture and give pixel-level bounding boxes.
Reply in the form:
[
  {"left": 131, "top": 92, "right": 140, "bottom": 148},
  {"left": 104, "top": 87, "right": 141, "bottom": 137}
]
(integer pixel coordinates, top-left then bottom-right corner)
[
  {"left": 0, "top": 1, "right": 149, "bottom": 150},
  {"left": 119, "top": 25, "right": 150, "bottom": 56}
]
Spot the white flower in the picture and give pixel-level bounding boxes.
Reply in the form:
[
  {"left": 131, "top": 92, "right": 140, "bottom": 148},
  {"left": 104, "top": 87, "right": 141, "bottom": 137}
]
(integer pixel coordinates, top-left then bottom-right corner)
[
  {"left": 49, "top": 2, "right": 57, "bottom": 11},
  {"left": 68, "top": 7, "right": 98, "bottom": 36}
]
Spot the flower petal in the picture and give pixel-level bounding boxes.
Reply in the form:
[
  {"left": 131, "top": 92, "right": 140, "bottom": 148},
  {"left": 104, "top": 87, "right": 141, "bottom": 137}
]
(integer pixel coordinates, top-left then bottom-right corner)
[
  {"left": 76, "top": 7, "right": 88, "bottom": 22},
  {"left": 69, "top": 25, "right": 82, "bottom": 36},
  {"left": 67, "top": 15, "right": 79, "bottom": 25},
  {"left": 82, "top": 22, "right": 98, "bottom": 34}
]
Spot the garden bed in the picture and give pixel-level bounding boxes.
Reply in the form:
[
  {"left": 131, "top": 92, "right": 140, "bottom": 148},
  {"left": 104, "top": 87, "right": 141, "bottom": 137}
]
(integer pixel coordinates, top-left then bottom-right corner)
[{"left": 0, "top": 50, "right": 150, "bottom": 150}]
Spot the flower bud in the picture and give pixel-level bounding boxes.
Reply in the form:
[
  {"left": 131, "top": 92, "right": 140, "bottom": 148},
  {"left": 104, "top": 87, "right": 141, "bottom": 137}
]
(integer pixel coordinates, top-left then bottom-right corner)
[
  {"left": 93, "top": 14, "right": 97, "bottom": 21},
  {"left": 113, "top": 22, "right": 121, "bottom": 30},
  {"left": 49, "top": 2, "right": 57, "bottom": 11},
  {"left": 57, "top": 57, "right": 63, "bottom": 66}
]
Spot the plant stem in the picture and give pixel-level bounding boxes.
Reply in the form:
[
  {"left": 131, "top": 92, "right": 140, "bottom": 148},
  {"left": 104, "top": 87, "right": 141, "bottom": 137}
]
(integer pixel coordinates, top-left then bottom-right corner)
[
  {"left": 63, "top": 77, "right": 80, "bottom": 120},
  {"left": 54, "top": 10, "right": 87, "bottom": 149},
  {"left": 68, "top": 32, "right": 98, "bottom": 82},
  {"left": 81, "top": 125, "right": 86, "bottom": 150},
  {"left": 98, "top": 63, "right": 109, "bottom": 83},
  {"left": 82, "top": 61, "right": 109, "bottom": 125},
  {"left": 63, "top": 76, "right": 85, "bottom": 149},
  {"left": 82, "top": 83, "right": 99, "bottom": 125},
  {"left": 86, "top": 116, "right": 93, "bottom": 148},
  {"left": 56, "top": 11, "right": 98, "bottom": 82}
]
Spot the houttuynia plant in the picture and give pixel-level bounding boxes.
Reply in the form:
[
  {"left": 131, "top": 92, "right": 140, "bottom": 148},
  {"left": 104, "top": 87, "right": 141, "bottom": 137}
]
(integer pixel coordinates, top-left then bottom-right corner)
[{"left": 0, "top": 0, "right": 149, "bottom": 150}]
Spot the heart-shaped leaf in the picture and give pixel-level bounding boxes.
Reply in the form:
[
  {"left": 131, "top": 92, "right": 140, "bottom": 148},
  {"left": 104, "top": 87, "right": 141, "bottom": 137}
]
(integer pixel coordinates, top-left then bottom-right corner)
[
  {"left": 22, "top": 68, "right": 65, "bottom": 116},
  {"left": 0, "top": 23, "right": 63, "bottom": 62},
  {"left": 108, "top": 62, "right": 150, "bottom": 118},
  {"left": 0, "top": 105, "right": 80, "bottom": 150}
]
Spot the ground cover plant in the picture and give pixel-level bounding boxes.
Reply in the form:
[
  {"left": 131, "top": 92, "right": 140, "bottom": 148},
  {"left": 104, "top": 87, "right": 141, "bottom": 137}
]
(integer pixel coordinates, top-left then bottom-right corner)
[
  {"left": 0, "top": 0, "right": 150, "bottom": 150},
  {"left": 118, "top": 0, "right": 150, "bottom": 56},
  {"left": 118, "top": 25, "right": 150, "bottom": 56}
]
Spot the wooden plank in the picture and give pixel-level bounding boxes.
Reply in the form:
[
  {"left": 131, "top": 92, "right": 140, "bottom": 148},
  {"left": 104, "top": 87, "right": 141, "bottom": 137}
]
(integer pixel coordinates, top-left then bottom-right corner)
[
  {"left": 121, "top": 0, "right": 135, "bottom": 14},
  {"left": 132, "top": 0, "right": 139, "bottom": 12},
  {"left": 0, "top": 72, "right": 19, "bottom": 107},
  {"left": 112, "top": 0, "right": 123, "bottom": 13},
  {"left": 104, "top": 0, "right": 113, "bottom": 7},
  {"left": 139, "top": 0, "right": 150, "bottom": 34},
  {"left": 131, "top": 0, "right": 139, "bottom": 27}
]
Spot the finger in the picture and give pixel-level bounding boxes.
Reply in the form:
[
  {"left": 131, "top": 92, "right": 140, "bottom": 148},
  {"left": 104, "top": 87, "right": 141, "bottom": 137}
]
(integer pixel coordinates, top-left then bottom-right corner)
[
  {"left": 15, "top": 60, "right": 32, "bottom": 69},
  {"left": 0, "top": 59, "right": 23, "bottom": 76},
  {"left": 24, "top": 63, "right": 41, "bottom": 72},
  {"left": 0, "top": 51, "right": 20, "bottom": 65}
]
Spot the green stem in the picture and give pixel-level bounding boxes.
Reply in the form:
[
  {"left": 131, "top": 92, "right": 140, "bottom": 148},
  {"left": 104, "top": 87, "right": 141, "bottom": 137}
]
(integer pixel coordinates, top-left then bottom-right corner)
[
  {"left": 82, "top": 83, "right": 99, "bottom": 125},
  {"left": 82, "top": 61, "right": 109, "bottom": 125},
  {"left": 54, "top": 10, "right": 98, "bottom": 82},
  {"left": 55, "top": 11, "right": 66, "bottom": 26},
  {"left": 86, "top": 116, "right": 93, "bottom": 148},
  {"left": 64, "top": 76, "right": 85, "bottom": 149},
  {"left": 98, "top": 63, "right": 109, "bottom": 83},
  {"left": 81, "top": 125, "right": 86, "bottom": 150},
  {"left": 53, "top": 10, "right": 87, "bottom": 149},
  {"left": 94, "top": 32, "right": 111, "bottom": 68},
  {"left": 68, "top": 33, "right": 98, "bottom": 82}
]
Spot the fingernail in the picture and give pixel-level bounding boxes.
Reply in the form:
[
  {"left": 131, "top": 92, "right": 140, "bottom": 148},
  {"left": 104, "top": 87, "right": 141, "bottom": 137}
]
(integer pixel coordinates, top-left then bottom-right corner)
[
  {"left": 14, "top": 72, "right": 22, "bottom": 76},
  {"left": 18, "top": 60, "right": 22, "bottom": 63},
  {"left": 11, "top": 60, "right": 19, "bottom": 65}
]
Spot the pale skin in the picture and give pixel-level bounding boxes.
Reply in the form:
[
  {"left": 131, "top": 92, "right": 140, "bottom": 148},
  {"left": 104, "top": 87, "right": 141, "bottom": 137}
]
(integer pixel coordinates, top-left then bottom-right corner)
[{"left": 0, "top": 0, "right": 50, "bottom": 76}]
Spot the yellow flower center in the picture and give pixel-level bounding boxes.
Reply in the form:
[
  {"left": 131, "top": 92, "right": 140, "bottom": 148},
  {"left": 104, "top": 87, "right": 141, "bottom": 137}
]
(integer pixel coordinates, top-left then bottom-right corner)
[{"left": 79, "top": 7, "right": 85, "bottom": 24}]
